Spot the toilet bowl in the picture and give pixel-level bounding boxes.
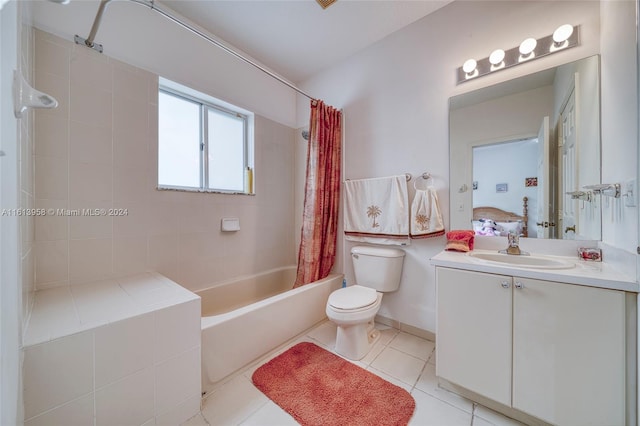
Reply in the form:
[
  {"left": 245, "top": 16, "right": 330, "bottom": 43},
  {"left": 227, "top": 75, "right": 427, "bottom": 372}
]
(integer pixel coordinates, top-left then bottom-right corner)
[
  {"left": 325, "top": 285, "right": 383, "bottom": 360},
  {"left": 326, "top": 245, "right": 405, "bottom": 360}
]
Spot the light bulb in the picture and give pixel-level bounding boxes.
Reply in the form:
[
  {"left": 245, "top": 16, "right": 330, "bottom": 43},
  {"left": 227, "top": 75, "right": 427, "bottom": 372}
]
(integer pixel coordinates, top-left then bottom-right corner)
[
  {"left": 489, "top": 49, "right": 505, "bottom": 65},
  {"left": 553, "top": 24, "right": 573, "bottom": 44},
  {"left": 519, "top": 38, "right": 537, "bottom": 56},
  {"left": 462, "top": 59, "right": 477, "bottom": 74}
]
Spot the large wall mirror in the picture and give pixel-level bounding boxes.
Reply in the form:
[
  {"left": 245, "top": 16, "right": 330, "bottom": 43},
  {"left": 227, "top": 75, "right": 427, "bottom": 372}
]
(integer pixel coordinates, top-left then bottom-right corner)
[{"left": 449, "top": 55, "right": 601, "bottom": 240}]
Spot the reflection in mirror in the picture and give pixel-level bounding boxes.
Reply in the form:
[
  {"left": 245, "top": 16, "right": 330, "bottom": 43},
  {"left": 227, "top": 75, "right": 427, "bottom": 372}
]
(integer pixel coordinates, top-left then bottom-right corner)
[{"left": 449, "top": 55, "right": 601, "bottom": 240}]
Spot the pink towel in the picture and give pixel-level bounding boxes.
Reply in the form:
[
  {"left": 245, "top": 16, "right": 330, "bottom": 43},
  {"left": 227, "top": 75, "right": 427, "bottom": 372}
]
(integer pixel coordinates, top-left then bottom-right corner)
[{"left": 445, "top": 230, "right": 475, "bottom": 252}]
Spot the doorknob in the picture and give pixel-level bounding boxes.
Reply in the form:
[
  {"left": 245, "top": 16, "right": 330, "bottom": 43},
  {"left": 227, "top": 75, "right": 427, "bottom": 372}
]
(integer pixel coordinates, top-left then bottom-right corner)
[
  {"left": 536, "top": 221, "right": 557, "bottom": 228},
  {"left": 514, "top": 281, "right": 524, "bottom": 289}
]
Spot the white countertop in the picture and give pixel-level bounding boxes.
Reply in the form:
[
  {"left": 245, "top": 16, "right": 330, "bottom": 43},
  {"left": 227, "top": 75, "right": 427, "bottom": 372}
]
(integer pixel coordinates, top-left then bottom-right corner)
[{"left": 431, "top": 249, "right": 639, "bottom": 293}]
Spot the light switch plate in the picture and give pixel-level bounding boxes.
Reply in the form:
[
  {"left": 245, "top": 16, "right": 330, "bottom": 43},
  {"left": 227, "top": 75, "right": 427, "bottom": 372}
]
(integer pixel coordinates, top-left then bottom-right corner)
[{"left": 624, "top": 179, "right": 636, "bottom": 207}]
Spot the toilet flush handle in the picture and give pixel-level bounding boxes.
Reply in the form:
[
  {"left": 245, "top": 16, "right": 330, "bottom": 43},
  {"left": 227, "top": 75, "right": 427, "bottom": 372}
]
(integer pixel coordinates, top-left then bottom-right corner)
[{"left": 352, "top": 254, "right": 359, "bottom": 259}]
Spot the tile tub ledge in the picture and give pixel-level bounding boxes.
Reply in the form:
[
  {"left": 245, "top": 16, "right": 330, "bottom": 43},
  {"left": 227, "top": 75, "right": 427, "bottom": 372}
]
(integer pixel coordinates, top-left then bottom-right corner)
[{"left": 22, "top": 272, "right": 202, "bottom": 426}]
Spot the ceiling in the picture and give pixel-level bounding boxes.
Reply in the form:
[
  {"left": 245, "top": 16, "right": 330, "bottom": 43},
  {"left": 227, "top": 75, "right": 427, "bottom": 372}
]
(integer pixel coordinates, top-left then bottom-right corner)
[{"left": 161, "top": 0, "right": 453, "bottom": 83}]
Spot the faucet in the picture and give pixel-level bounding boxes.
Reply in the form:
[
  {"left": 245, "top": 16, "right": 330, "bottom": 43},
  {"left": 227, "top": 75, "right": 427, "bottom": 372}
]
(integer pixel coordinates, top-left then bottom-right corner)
[{"left": 499, "top": 231, "right": 529, "bottom": 255}]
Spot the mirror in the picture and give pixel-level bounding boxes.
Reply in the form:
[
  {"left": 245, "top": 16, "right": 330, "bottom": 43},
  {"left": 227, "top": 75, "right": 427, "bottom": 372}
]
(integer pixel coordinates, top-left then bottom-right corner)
[{"left": 449, "top": 55, "right": 601, "bottom": 240}]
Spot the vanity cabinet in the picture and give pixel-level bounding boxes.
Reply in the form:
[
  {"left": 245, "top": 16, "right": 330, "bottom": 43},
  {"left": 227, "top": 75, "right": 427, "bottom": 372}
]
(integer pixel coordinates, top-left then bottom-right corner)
[{"left": 436, "top": 267, "right": 627, "bottom": 426}]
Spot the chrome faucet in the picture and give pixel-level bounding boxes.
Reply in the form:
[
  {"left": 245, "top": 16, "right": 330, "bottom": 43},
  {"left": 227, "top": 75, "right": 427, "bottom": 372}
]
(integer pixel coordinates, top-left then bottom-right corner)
[{"left": 499, "top": 231, "right": 529, "bottom": 255}]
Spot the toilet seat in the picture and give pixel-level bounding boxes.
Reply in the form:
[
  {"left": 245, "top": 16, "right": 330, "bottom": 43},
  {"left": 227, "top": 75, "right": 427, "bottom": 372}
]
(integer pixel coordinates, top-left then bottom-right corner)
[{"left": 328, "top": 285, "right": 378, "bottom": 312}]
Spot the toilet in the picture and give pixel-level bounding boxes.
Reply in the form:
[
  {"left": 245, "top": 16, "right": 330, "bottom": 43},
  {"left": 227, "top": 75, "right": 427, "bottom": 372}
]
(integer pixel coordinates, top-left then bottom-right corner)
[{"left": 326, "top": 245, "right": 405, "bottom": 360}]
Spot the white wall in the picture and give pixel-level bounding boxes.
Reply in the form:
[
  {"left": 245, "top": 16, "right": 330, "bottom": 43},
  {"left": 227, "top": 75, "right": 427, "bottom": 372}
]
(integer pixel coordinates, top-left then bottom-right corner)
[
  {"left": 600, "top": 0, "right": 638, "bottom": 255},
  {"left": 298, "top": 0, "right": 602, "bottom": 332}
]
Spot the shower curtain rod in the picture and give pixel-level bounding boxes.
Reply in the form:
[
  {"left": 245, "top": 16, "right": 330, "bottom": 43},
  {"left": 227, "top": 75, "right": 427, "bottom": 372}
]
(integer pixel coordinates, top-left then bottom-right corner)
[{"left": 75, "top": 0, "right": 316, "bottom": 101}]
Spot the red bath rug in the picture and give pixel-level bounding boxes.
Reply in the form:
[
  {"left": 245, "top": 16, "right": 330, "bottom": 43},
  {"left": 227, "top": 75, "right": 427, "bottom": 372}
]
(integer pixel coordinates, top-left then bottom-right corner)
[{"left": 251, "top": 342, "right": 415, "bottom": 426}]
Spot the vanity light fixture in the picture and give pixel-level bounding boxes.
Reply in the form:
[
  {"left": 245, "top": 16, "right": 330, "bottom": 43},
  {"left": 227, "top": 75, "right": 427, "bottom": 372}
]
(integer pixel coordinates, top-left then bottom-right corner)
[
  {"left": 518, "top": 38, "right": 537, "bottom": 60},
  {"left": 457, "top": 24, "right": 580, "bottom": 84},
  {"left": 551, "top": 24, "right": 574, "bottom": 52},
  {"left": 489, "top": 49, "right": 505, "bottom": 70},
  {"left": 462, "top": 58, "right": 478, "bottom": 77}
]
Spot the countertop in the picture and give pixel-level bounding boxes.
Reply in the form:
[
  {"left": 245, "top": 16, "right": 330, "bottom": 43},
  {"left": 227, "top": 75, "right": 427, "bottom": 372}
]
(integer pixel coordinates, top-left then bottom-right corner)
[{"left": 431, "top": 249, "right": 639, "bottom": 293}]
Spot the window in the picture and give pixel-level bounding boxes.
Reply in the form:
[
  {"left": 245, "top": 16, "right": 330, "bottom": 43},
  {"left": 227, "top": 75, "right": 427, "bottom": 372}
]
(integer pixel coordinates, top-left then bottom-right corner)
[{"left": 158, "top": 79, "right": 254, "bottom": 194}]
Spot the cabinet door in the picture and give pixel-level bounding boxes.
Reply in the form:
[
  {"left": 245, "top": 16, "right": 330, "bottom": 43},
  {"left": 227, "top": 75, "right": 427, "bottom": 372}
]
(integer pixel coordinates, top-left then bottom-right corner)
[
  {"left": 436, "top": 268, "right": 512, "bottom": 406},
  {"left": 512, "top": 278, "right": 626, "bottom": 425}
]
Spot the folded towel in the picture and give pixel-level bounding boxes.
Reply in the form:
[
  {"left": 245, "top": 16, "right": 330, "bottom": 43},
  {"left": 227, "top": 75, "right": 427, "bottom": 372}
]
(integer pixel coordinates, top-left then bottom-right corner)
[
  {"left": 410, "top": 186, "right": 444, "bottom": 239},
  {"left": 344, "top": 175, "right": 410, "bottom": 246},
  {"left": 445, "top": 230, "right": 475, "bottom": 252}
]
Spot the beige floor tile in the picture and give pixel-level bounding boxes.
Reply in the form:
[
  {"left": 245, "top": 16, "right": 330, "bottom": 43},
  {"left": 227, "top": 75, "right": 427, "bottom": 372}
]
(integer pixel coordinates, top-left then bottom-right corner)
[
  {"left": 370, "top": 346, "right": 426, "bottom": 386},
  {"left": 201, "top": 376, "right": 268, "bottom": 425},
  {"left": 409, "top": 389, "right": 472, "bottom": 426},
  {"left": 390, "top": 331, "right": 435, "bottom": 360},
  {"left": 474, "top": 405, "right": 527, "bottom": 426},
  {"left": 414, "top": 363, "right": 474, "bottom": 413},
  {"left": 240, "top": 401, "right": 298, "bottom": 426}
]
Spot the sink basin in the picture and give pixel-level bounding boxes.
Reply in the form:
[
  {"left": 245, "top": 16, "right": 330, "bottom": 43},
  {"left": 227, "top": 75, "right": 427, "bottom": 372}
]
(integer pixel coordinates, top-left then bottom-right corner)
[{"left": 467, "top": 252, "right": 575, "bottom": 269}]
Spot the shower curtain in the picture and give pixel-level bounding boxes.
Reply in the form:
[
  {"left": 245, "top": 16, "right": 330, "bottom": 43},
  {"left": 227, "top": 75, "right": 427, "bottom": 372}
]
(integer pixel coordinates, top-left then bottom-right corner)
[{"left": 294, "top": 100, "right": 342, "bottom": 288}]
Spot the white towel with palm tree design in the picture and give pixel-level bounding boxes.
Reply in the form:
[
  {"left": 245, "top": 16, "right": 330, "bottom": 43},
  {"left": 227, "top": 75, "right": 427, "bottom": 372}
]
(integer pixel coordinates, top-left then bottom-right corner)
[
  {"left": 344, "top": 175, "right": 410, "bottom": 245},
  {"left": 410, "top": 186, "right": 444, "bottom": 238}
]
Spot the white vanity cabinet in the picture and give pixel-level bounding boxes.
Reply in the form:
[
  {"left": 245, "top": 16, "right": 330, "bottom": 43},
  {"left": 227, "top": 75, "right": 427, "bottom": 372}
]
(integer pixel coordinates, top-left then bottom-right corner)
[{"left": 436, "top": 267, "right": 627, "bottom": 426}]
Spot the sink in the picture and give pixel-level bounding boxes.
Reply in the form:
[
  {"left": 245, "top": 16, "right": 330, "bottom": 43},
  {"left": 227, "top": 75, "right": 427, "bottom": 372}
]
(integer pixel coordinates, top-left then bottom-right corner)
[{"left": 467, "top": 252, "right": 575, "bottom": 269}]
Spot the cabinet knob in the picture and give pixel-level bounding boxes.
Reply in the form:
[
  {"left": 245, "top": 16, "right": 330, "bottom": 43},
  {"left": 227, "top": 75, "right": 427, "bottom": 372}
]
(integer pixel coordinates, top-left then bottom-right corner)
[
  {"left": 501, "top": 281, "right": 510, "bottom": 289},
  {"left": 515, "top": 281, "right": 524, "bottom": 289}
]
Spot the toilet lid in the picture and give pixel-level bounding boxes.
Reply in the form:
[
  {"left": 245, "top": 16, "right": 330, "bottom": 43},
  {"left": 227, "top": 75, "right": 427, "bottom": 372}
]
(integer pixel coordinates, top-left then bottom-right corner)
[{"left": 328, "top": 285, "right": 378, "bottom": 310}]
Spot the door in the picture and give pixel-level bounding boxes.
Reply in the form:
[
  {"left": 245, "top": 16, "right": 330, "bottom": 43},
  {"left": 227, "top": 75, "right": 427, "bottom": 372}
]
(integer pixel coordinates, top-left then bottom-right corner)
[
  {"left": 512, "top": 278, "right": 626, "bottom": 425},
  {"left": 536, "top": 116, "right": 551, "bottom": 238},
  {"left": 560, "top": 89, "right": 577, "bottom": 239},
  {"left": 436, "top": 268, "right": 512, "bottom": 406}
]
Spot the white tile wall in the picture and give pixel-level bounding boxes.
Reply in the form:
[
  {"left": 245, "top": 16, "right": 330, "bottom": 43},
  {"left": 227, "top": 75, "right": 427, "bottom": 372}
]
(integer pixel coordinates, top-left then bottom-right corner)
[
  {"left": 94, "top": 312, "right": 155, "bottom": 388},
  {"left": 95, "top": 367, "right": 155, "bottom": 426},
  {"left": 33, "top": 28, "right": 297, "bottom": 293},
  {"left": 23, "top": 331, "right": 93, "bottom": 419},
  {"left": 24, "top": 394, "right": 94, "bottom": 426},
  {"left": 23, "top": 273, "right": 201, "bottom": 425},
  {"left": 155, "top": 346, "right": 201, "bottom": 414}
]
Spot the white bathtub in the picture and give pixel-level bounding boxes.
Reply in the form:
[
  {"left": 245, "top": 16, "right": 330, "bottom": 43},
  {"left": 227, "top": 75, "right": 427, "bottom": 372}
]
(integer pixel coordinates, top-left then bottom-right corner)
[{"left": 198, "top": 266, "right": 342, "bottom": 393}]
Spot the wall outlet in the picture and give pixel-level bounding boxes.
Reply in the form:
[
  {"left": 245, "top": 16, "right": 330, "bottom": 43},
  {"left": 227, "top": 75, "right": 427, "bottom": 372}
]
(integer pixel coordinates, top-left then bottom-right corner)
[{"left": 624, "top": 179, "right": 636, "bottom": 207}]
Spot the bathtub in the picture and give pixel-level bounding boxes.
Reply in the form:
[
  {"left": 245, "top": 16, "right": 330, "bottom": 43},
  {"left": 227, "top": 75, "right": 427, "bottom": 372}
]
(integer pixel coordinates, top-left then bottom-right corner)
[{"left": 198, "top": 266, "right": 342, "bottom": 393}]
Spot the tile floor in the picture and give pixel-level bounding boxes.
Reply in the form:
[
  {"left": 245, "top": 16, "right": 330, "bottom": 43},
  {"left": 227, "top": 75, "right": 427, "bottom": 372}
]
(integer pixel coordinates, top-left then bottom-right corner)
[{"left": 182, "top": 321, "right": 524, "bottom": 426}]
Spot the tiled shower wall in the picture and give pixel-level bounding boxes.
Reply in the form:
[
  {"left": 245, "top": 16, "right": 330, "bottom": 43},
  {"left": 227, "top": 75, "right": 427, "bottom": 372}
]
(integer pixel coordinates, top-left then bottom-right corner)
[
  {"left": 19, "top": 10, "right": 35, "bottom": 328},
  {"left": 33, "top": 29, "right": 297, "bottom": 292}
]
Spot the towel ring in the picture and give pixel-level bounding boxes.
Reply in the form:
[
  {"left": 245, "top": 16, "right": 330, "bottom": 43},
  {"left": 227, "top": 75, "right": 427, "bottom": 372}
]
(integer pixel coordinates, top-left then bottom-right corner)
[{"left": 414, "top": 173, "right": 432, "bottom": 191}]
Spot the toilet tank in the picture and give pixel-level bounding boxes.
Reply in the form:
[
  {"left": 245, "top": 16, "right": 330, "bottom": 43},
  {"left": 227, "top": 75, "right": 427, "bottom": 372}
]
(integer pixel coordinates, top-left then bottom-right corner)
[{"left": 351, "top": 246, "right": 405, "bottom": 292}]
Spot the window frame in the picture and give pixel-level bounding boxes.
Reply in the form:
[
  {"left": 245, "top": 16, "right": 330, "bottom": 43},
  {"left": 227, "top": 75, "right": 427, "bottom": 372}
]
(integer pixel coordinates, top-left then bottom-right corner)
[{"left": 157, "top": 82, "right": 253, "bottom": 195}]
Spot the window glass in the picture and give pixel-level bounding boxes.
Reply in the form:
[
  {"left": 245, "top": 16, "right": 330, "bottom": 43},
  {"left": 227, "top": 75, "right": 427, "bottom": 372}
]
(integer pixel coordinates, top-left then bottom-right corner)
[
  {"left": 207, "top": 108, "right": 245, "bottom": 192},
  {"left": 157, "top": 82, "right": 253, "bottom": 194},
  {"left": 158, "top": 91, "right": 201, "bottom": 188}
]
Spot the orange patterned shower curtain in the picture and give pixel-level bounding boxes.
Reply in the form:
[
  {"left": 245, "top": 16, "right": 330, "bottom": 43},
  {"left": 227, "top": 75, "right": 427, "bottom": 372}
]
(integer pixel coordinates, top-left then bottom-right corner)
[{"left": 294, "top": 100, "right": 342, "bottom": 288}]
